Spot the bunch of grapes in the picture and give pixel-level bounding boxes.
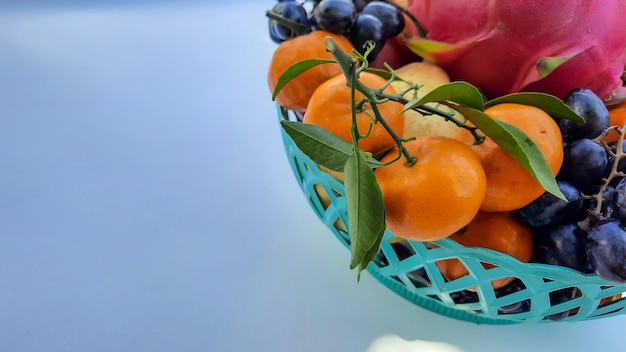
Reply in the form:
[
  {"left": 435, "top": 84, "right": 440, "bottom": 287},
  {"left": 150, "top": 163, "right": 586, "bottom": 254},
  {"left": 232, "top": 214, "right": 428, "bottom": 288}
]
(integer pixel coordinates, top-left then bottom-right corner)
[
  {"left": 514, "top": 88, "right": 626, "bottom": 285},
  {"left": 267, "top": 0, "right": 406, "bottom": 60}
]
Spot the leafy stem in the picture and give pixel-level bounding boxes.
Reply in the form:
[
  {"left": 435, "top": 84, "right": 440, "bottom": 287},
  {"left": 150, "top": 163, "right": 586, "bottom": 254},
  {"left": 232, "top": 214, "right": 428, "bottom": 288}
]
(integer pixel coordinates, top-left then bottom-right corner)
[
  {"left": 325, "top": 36, "right": 416, "bottom": 166},
  {"left": 377, "top": 91, "right": 485, "bottom": 143},
  {"left": 348, "top": 59, "right": 361, "bottom": 146}
]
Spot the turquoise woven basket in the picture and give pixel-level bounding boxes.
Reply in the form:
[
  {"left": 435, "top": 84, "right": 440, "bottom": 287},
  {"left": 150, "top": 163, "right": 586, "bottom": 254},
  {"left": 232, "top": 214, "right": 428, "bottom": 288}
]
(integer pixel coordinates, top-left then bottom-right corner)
[{"left": 278, "top": 105, "right": 626, "bottom": 324}]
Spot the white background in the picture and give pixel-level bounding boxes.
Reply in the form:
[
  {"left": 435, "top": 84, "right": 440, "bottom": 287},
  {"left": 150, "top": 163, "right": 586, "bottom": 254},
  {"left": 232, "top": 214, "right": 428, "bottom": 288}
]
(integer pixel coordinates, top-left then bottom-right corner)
[{"left": 1, "top": 1, "right": 626, "bottom": 351}]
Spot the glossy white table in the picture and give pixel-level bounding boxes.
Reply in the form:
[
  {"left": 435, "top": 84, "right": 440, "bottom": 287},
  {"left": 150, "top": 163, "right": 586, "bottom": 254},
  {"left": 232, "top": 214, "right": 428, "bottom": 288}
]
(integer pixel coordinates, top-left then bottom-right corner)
[{"left": 1, "top": 1, "right": 625, "bottom": 351}]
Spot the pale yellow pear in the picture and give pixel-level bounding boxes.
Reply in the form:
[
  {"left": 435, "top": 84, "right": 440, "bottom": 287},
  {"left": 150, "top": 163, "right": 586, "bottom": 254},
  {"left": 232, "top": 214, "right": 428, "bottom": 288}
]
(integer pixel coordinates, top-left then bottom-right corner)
[{"left": 390, "top": 62, "right": 463, "bottom": 139}]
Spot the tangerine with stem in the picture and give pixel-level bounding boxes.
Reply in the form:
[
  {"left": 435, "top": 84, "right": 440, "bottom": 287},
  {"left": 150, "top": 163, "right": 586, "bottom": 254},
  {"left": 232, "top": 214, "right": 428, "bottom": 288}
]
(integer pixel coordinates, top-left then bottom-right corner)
[
  {"left": 375, "top": 136, "right": 487, "bottom": 241},
  {"left": 303, "top": 71, "right": 405, "bottom": 154}
]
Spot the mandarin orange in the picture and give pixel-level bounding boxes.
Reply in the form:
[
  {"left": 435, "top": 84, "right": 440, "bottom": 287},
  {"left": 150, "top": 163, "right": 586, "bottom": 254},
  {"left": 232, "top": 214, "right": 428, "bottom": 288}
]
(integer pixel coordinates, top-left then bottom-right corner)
[
  {"left": 374, "top": 136, "right": 486, "bottom": 241},
  {"left": 436, "top": 211, "right": 533, "bottom": 290},
  {"left": 606, "top": 101, "right": 626, "bottom": 143},
  {"left": 455, "top": 103, "right": 564, "bottom": 212},
  {"left": 303, "top": 71, "right": 405, "bottom": 154},
  {"left": 268, "top": 31, "right": 354, "bottom": 113}
]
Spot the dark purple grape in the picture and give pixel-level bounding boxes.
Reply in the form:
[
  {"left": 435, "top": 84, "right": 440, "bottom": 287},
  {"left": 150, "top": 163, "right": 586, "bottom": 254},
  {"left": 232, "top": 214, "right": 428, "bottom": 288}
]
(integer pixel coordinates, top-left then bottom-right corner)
[
  {"left": 558, "top": 138, "right": 608, "bottom": 194},
  {"left": 374, "top": 239, "right": 414, "bottom": 266},
  {"left": 606, "top": 142, "right": 626, "bottom": 182},
  {"left": 388, "top": 241, "right": 432, "bottom": 287},
  {"left": 447, "top": 291, "right": 483, "bottom": 319},
  {"left": 514, "top": 181, "right": 582, "bottom": 228},
  {"left": 406, "top": 267, "right": 431, "bottom": 288},
  {"left": 391, "top": 240, "right": 414, "bottom": 260},
  {"left": 545, "top": 287, "right": 578, "bottom": 321},
  {"left": 614, "top": 178, "right": 626, "bottom": 222},
  {"left": 373, "top": 251, "right": 388, "bottom": 267},
  {"left": 308, "top": 14, "right": 321, "bottom": 31},
  {"left": 313, "top": 0, "right": 357, "bottom": 34},
  {"left": 495, "top": 279, "right": 531, "bottom": 314},
  {"left": 560, "top": 88, "right": 610, "bottom": 141},
  {"left": 585, "top": 185, "right": 616, "bottom": 218},
  {"left": 348, "top": 13, "right": 386, "bottom": 60},
  {"left": 268, "top": 1, "right": 311, "bottom": 44},
  {"left": 532, "top": 222, "right": 594, "bottom": 274},
  {"left": 374, "top": 240, "right": 431, "bottom": 286},
  {"left": 585, "top": 221, "right": 626, "bottom": 283},
  {"left": 361, "top": 1, "right": 405, "bottom": 38},
  {"left": 604, "top": 186, "right": 617, "bottom": 216},
  {"left": 450, "top": 290, "right": 478, "bottom": 304},
  {"left": 450, "top": 279, "right": 532, "bottom": 314},
  {"left": 353, "top": 0, "right": 373, "bottom": 12}
]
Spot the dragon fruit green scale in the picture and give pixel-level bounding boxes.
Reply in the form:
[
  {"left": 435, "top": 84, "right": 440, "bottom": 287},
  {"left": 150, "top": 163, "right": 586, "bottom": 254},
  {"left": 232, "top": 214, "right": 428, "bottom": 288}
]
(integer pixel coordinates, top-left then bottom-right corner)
[{"left": 406, "top": 0, "right": 626, "bottom": 103}]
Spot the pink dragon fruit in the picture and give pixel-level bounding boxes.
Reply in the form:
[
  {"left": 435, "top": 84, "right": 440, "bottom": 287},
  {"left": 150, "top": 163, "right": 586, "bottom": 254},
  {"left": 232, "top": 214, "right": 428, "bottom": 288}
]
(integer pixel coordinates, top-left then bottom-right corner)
[{"left": 405, "top": 0, "right": 626, "bottom": 103}]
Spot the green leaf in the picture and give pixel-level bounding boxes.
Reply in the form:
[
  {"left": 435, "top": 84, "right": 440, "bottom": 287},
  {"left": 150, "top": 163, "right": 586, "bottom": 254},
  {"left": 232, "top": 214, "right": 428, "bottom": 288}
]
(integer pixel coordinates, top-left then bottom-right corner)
[
  {"left": 403, "top": 81, "right": 484, "bottom": 113},
  {"left": 281, "top": 120, "right": 384, "bottom": 172},
  {"left": 451, "top": 105, "right": 566, "bottom": 201},
  {"left": 271, "top": 58, "right": 336, "bottom": 100},
  {"left": 344, "top": 150, "right": 386, "bottom": 280},
  {"left": 485, "top": 92, "right": 584, "bottom": 122}
]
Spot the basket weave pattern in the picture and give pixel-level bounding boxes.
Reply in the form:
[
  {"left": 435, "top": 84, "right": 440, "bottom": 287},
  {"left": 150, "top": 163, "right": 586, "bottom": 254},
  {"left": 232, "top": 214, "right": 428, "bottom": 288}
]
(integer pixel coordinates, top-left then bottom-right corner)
[{"left": 279, "top": 106, "right": 626, "bottom": 323}]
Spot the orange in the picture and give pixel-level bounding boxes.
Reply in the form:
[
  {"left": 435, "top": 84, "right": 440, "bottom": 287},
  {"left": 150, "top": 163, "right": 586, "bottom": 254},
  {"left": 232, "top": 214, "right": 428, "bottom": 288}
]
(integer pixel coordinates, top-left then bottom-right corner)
[
  {"left": 606, "top": 101, "right": 626, "bottom": 143},
  {"left": 303, "top": 71, "right": 405, "bottom": 154},
  {"left": 599, "top": 294, "right": 623, "bottom": 307},
  {"left": 436, "top": 211, "right": 533, "bottom": 290},
  {"left": 267, "top": 31, "right": 355, "bottom": 113},
  {"left": 374, "top": 136, "right": 487, "bottom": 241},
  {"left": 455, "top": 103, "right": 564, "bottom": 212}
]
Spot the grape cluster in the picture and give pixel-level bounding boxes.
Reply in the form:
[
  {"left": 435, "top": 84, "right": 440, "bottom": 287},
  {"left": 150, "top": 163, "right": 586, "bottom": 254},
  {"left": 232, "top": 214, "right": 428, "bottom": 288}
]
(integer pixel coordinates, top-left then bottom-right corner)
[
  {"left": 267, "top": 0, "right": 406, "bottom": 60},
  {"left": 513, "top": 88, "right": 626, "bottom": 285}
]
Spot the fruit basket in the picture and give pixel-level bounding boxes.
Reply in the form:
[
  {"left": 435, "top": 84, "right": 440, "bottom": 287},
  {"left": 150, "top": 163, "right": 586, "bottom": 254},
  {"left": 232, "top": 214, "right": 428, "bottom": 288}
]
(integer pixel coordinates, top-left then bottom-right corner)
[
  {"left": 268, "top": 0, "right": 626, "bottom": 324},
  {"left": 279, "top": 106, "right": 626, "bottom": 324}
]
